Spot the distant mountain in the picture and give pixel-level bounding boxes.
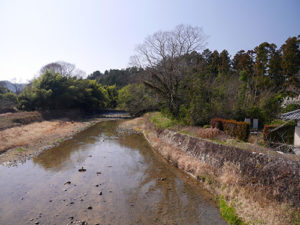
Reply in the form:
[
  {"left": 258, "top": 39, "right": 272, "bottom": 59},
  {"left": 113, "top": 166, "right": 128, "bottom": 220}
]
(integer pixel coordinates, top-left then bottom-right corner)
[{"left": 0, "top": 80, "right": 26, "bottom": 93}]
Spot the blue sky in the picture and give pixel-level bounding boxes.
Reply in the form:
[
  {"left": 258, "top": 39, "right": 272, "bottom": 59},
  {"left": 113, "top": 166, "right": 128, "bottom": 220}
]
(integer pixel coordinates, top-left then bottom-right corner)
[{"left": 0, "top": 0, "right": 299, "bottom": 82}]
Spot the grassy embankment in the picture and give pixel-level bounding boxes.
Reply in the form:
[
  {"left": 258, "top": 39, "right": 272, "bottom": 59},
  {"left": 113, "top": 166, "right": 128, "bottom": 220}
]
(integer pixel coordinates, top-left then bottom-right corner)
[
  {"left": 148, "top": 112, "right": 245, "bottom": 225},
  {"left": 122, "top": 112, "right": 300, "bottom": 225}
]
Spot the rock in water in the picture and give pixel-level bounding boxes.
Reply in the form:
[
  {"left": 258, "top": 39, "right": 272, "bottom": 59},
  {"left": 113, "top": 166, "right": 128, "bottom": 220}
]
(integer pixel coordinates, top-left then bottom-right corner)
[{"left": 78, "top": 167, "right": 86, "bottom": 172}]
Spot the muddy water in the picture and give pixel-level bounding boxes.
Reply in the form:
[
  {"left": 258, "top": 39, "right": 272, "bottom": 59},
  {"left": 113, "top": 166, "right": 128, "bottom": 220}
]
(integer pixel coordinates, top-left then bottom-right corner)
[{"left": 0, "top": 120, "right": 226, "bottom": 225}]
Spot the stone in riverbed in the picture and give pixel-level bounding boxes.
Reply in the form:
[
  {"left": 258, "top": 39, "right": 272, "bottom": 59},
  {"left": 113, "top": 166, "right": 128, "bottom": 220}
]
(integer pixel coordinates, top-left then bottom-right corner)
[{"left": 78, "top": 167, "right": 86, "bottom": 172}]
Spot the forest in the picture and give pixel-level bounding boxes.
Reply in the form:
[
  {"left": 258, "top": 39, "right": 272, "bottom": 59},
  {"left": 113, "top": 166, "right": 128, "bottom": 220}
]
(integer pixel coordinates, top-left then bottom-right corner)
[{"left": 1, "top": 25, "right": 300, "bottom": 127}]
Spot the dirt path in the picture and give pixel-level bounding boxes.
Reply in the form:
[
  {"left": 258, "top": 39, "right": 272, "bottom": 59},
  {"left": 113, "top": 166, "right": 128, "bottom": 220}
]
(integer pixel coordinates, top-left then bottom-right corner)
[{"left": 0, "top": 119, "right": 97, "bottom": 165}]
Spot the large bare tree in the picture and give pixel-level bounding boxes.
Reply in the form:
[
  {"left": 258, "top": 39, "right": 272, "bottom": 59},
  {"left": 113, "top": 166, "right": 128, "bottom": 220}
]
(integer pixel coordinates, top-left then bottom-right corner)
[
  {"left": 40, "top": 61, "right": 85, "bottom": 78},
  {"left": 131, "top": 24, "right": 207, "bottom": 115},
  {"left": 10, "top": 78, "right": 24, "bottom": 95}
]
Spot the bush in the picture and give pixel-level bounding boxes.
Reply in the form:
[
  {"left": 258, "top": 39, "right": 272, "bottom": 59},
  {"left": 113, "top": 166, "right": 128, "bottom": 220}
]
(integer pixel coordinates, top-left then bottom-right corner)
[
  {"left": 210, "top": 118, "right": 224, "bottom": 130},
  {"left": 148, "top": 112, "right": 177, "bottom": 130},
  {"left": 211, "top": 118, "right": 250, "bottom": 141}
]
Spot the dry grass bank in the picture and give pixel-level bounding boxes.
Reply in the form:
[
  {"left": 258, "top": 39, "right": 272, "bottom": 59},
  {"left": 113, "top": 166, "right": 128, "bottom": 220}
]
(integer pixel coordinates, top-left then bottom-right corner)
[
  {"left": 120, "top": 114, "right": 300, "bottom": 225},
  {"left": 0, "top": 119, "right": 93, "bottom": 164},
  {"left": 0, "top": 111, "right": 43, "bottom": 131}
]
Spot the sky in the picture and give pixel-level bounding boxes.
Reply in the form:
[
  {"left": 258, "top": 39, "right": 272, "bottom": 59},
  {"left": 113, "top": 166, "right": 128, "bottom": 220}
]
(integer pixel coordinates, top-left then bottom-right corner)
[{"left": 0, "top": 0, "right": 299, "bottom": 83}]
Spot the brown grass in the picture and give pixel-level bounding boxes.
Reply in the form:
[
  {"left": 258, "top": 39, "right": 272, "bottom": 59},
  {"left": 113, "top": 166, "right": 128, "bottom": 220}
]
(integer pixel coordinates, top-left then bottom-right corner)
[
  {"left": 180, "top": 126, "right": 223, "bottom": 139},
  {"left": 161, "top": 139, "right": 296, "bottom": 224},
  {"left": 0, "top": 111, "right": 43, "bottom": 131},
  {"left": 0, "top": 120, "right": 79, "bottom": 153},
  {"left": 0, "top": 119, "right": 93, "bottom": 164},
  {"left": 214, "top": 163, "right": 296, "bottom": 225},
  {"left": 197, "top": 127, "right": 222, "bottom": 139}
]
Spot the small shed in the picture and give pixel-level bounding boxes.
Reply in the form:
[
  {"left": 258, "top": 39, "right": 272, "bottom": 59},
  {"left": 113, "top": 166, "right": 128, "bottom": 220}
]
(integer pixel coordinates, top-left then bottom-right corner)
[{"left": 281, "top": 109, "right": 300, "bottom": 155}]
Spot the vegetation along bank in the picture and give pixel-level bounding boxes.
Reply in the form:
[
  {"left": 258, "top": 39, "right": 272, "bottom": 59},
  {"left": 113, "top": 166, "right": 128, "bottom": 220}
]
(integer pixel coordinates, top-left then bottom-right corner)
[{"left": 121, "top": 112, "right": 300, "bottom": 225}]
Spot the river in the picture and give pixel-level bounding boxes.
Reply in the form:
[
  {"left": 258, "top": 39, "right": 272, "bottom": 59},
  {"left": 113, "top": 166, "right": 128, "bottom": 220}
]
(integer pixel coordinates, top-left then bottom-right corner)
[{"left": 0, "top": 120, "right": 227, "bottom": 225}]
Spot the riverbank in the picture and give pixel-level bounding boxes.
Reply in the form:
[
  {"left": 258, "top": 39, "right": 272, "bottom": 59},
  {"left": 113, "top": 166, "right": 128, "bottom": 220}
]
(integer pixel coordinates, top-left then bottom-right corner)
[
  {"left": 0, "top": 111, "right": 129, "bottom": 165},
  {"left": 120, "top": 113, "right": 300, "bottom": 225}
]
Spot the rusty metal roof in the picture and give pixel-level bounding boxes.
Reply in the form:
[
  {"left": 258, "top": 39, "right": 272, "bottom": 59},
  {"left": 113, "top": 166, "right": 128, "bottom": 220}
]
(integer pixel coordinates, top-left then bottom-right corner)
[{"left": 281, "top": 109, "right": 300, "bottom": 120}]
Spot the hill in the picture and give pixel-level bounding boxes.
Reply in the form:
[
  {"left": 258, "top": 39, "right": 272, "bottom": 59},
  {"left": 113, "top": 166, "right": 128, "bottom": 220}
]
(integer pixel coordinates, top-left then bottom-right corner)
[{"left": 0, "top": 80, "right": 25, "bottom": 93}]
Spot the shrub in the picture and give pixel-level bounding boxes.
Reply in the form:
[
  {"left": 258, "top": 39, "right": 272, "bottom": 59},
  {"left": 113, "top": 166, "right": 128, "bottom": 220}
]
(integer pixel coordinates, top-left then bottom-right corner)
[
  {"left": 210, "top": 118, "right": 224, "bottom": 130},
  {"left": 148, "top": 112, "right": 177, "bottom": 130},
  {"left": 211, "top": 118, "right": 250, "bottom": 141}
]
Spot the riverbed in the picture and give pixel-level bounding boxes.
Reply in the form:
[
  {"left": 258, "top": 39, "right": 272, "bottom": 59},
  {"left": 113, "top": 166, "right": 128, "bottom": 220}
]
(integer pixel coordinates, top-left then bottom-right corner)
[{"left": 0, "top": 120, "right": 226, "bottom": 225}]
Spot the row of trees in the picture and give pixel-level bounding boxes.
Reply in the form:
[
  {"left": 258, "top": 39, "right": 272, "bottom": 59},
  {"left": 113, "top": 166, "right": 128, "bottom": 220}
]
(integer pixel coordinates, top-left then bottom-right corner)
[
  {"left": 18, "top": 72, "right": 111, "bottom": 111},
  {"left": 2, "top": 25, "right": 299, "bottom": 125},
  {"left": 113, "top": 25, "right": 300, "bottom": 125},
  {"left": 87, "top": 67, "right": 144, "bottom": 88},
  {"left": 3, "top": 62, "right": 117, "bottom": 112}
]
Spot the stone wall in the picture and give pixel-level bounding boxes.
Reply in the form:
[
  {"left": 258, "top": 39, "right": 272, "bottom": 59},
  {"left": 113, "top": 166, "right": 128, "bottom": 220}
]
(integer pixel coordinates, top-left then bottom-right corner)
[{"left": 159, "top": 129, "right": 300, "bottom": 208}]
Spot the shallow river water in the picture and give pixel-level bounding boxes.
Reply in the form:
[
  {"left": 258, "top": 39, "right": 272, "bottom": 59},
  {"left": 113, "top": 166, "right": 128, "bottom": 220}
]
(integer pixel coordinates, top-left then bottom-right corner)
[{"left": 0, "top": 120, "right": 227, "bottom": 225}]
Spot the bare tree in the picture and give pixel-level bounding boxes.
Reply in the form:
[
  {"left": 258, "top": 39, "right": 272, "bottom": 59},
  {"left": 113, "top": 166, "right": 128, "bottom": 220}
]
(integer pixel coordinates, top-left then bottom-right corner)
[
  {"left": 39, "top": 61, "right": 84, "bottom": 77},
  {"left": 11, "top": 78, "right": 23, "bottom": 95},
  {"left": 131, "top": 24, "right": 207, "bottom": 115}
]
